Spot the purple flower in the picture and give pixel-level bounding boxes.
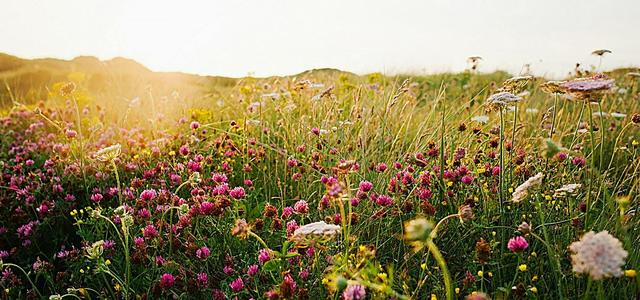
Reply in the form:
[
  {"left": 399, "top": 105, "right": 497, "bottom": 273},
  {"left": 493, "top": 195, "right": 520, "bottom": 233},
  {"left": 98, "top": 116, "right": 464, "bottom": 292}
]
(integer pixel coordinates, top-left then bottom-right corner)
[
  {"left": 229, "top": 277, "right": 244, "bottom": 292},
  {"left": 90, "top": 193, "right": 103, "bottom": 203},
  {"left": 179, "top": 144, "right": 190, "bottom": 156},
  {"left": 343, "top": 284, "right": 366, "bottom": 300},
  {"left": 294, "top": 200, "right": 309, "bottom": 214},
  {"left": 229, "top": 187, "right": 246, "bottom": 199},
  {"left": 359, "top": 181, "right": 373, "bottom": 192},
  {"left": 247, "top": 264, "right": 259, "bottom": 276},
  {"left": 103, "top": 240, "right": 116, "bottom": 250},
  {"left": 461, "top": 175, "right": 474, "bottom": 185},
  {"left": 376, "top": 195, "right": 394, "bottom": 206},
  {"left": 212, "top": 173, "right": 228, "bottom": 183},
  {"left": 196, "top": 246, "right": 211, "bottom": 260},
  {"left": 159, "top": 273, "right": 175, "bottom": 289},
  {"left": 140, "top": 189, "right": 157, "bottom": 201},
  {"left": 258, "top": 248, "right": 272, "bottom": 263},
  {"left": 134, "top": 237, "right": 145, "bottom": 247},
  {"left": 137, "top": 208, "right": 151, "bottom": 219},
  {"left": 143, "top": 224, "right": 158, "bottom": 239},
  {"left": 507, "top": 236, "right": 529, "bottom": 252},
  {"left": 286, "top": 220, "right": 299, "bottom": 236},
  {"left": 223, "top": 265, "right": 234, "bottom": 275},
  {"left": 281, "top": 207, "right": 294, "bottom": 219},
  {"left": 197, "top": 272, "right": 208, "bottom": 286},
  {"left": 562, "top": 75, "right": 614, "bottom": 92},
  {"left": 299, "top": 268, "right": 310, "bottom": 280}
]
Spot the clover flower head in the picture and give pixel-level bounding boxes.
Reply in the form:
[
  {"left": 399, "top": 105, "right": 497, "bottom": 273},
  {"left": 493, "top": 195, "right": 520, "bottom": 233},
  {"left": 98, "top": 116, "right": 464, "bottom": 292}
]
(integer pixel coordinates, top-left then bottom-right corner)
[
  {"left": 343, "top": 284, "right": 366, "bottom": 300},
  {"left": 507, "top": 236, "right": 529, "bottom": 252},
  {"left": 403, "top": 217, "right": 434, "bottom": 242}
]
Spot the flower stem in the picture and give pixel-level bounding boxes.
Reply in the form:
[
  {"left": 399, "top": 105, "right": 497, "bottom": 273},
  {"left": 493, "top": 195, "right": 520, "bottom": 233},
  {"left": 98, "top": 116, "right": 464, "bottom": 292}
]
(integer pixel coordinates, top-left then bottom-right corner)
[
  {"left": 3, "top": 263, "right": 43, "bottom": 298},
  {"left": 426, "top": 240, "right": 453, "bottom": 300}
]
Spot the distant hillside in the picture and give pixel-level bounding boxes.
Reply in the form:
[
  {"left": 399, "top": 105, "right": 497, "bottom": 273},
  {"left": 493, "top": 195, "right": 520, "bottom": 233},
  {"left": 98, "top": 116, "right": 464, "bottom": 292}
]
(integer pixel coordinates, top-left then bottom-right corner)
[{"left": 0, "top": 53, "right": 241, "bottom": 107}]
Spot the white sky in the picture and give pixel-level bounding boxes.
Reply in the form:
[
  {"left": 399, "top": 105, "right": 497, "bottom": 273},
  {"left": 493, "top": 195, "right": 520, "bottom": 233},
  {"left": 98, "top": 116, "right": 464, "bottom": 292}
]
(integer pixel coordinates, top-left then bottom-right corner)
[{"left": 1, "top": 0, "right": 639, "bottom": 78}]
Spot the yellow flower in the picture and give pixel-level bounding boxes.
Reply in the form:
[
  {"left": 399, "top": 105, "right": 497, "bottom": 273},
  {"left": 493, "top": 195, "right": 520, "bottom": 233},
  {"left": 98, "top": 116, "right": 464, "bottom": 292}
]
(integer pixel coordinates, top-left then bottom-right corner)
[
  {"left": 321, "top": 278, "right": 329, "bottom": 285},
  {"left": 430, "top": 294, "right": 437, "bottom": 300},
  {"left": 530, "top": 286, "right": 538, "bottom": 293},
  {"left": 105, "top": 259, "right": 111, "bottom": 265},
  {"left": 169, "top": 151, "right": 176, "bottom": 156},
  {"left": 532, "top": 275, "right": 538, "bottom": 282},
  {"left": 455, "top": 287, "right": 460, "bottom": 294},
  {"left": 633, "top": 140, "right": 639, "bottom": 146},
  {"left": 545, "top": 195, "right": 552, "bottom": 201},
  {"left": 519, "top": 264, "right": 527, "bottom": 272},
  {"left": 625, "top": 269, "right": 637, "bottom": 278},
  {"left": 378, "top": 273, "right": 388, "bottom": 281},
  {"left": 421, "top": 263, "right": 427, "bottom": 270},
  {"left": 80, "top": 269, "right": 85, "bottom": 274},
  {"left": 477, "top": 271, "right": 484, "bottom": 277},
  {"left": 477, "top": 167, "right": 486, "bottom": 174},
  {"left": 487, "top": 272, "right": 493, "bottom": 278},
  {"left": 531, "top": 252, "right": 537, "bottom": 257},
  {"left": 359, "top": 245, "right": 366, "bottom": 252},
  {"left": 447, "top": 181, "right": 453, "bottom": 187},
  {"left": 114, "top": 283, "right": 122, "bottom": 291}
]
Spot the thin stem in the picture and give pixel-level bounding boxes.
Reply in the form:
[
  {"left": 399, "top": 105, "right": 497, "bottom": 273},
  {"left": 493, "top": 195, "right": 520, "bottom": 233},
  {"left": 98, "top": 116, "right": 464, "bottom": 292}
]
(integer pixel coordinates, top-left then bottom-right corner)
[
  {"left": 111, "top": 160, "right": 123, "bottom": 206},
  {"left": 431, "top": 213, "right": 459, "bottom": 239},
  {"left": 597, "top": 102, "right": 605, "bottom": 170},
  {"left": 72, "top": 95, "right": 89, "bottom": 201},
  {"left": 509, "top": 105, "right": 517, "bottom": 186},
  {"left": 248, "top": 231, "right": 271, "bottom": 250},
  {"left": 426, "top": 240, "right": 453, "bottom": 300},
  {"left": 535, "top": 200, "right": 564, "bottom": 299},
  {"left": 3, "top": 263, "right": 43, "bottom": 298},
  {"left": 586, "top": 103, "right": 597, "bottom": 227}
]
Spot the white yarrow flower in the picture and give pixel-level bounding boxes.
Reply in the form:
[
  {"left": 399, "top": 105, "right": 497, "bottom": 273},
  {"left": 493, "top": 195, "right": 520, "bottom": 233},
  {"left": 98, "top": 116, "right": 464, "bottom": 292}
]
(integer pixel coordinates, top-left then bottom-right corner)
[
  {"left": 554, "top": 183, "right": 582, "bottom": 197},
  {"left": 95, "top": 144, "right": 122, "bottom": 162},
  {"left": 569, "top": 231, "right": 627, "bottom": 280},
  {"left": 511, "top": 172, "right": 544, "bottom": 202},
  {"left": 291, "top": 221, "right": 341, "bottom": 245},
  {"left": 471, "top": 115, "right": 489, "bottom": 124}
]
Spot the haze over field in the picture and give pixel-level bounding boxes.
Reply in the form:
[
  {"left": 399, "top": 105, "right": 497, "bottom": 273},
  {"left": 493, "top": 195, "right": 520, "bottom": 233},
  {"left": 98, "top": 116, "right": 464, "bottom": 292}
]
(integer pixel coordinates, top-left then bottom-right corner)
[{"left": 2, "top": 0, "right": 639, "bottom": 78}]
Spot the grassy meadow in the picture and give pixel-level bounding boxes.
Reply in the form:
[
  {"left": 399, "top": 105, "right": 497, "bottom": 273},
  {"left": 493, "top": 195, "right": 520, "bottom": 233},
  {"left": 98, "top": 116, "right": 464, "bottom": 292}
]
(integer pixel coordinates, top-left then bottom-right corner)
[{"left": 0, "top": 54, "right": 639, "bottom": 299}]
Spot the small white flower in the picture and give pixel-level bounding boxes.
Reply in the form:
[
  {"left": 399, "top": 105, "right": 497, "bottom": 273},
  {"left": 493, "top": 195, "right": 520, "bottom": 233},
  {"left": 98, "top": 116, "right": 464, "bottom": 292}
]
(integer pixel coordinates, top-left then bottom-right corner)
[
  {"left": 95, "top": 144, "right": 122, "bottom": 162},
  {"left": 291, "top": 221, "right": 341, "bottom": 245},
  {"left": 569, "top": 231, "right": 627, "bottom": 280},
  {"left": 512, "top": 172, "right": 544, "bottom": 203},
  {"left": 525, "top": 108, "right": 539, "bottom": 114},
  {"left": 261, "top": 92, "right": 280, "bottom": 99},
  {"left": 486, "top": 91, "right": 522, "bottom": 109},
  {"left": 471, "top": 115, "right": 489, "bottom": 124},
  {"left": 554, "top": 184, "right": 582, "bottom": 197}
]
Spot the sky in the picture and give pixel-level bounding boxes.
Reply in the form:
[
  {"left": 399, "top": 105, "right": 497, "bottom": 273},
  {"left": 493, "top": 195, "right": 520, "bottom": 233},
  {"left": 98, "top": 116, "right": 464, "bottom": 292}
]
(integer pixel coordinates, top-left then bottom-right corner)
[{"left": 1, "top": 0, "right": 639, "bottom": 78}]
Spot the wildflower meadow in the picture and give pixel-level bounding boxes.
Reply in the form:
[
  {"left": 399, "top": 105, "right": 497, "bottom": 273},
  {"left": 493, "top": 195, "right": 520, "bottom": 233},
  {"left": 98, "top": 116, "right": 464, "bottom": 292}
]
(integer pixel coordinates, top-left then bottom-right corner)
[{"left": 1, "top": 56, "right": 639, "bottom": 299}]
